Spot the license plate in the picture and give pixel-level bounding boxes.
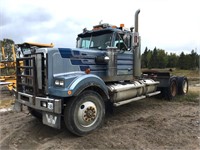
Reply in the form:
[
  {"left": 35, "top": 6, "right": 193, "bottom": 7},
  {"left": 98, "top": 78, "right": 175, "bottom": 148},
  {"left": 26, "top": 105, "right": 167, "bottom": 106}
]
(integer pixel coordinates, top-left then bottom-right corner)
[{"left": 42, "top": 112, "right": 61, "bottom": 129}]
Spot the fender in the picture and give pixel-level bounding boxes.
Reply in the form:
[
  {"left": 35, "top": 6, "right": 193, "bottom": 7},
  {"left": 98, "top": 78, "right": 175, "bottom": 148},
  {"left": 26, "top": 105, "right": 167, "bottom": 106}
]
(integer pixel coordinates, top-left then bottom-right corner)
[
  {"left": 69, "top": 74, "right": 109, "bottom": 99},
  {"left": 48, "top": 73, "right": 109, "bottom": 99}
]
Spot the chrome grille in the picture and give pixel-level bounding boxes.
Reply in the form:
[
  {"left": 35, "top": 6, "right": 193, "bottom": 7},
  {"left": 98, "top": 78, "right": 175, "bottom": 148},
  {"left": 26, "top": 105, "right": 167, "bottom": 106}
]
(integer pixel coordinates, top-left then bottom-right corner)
[{"left": 16, "top": 53, "right": 46, "bottom": 96}]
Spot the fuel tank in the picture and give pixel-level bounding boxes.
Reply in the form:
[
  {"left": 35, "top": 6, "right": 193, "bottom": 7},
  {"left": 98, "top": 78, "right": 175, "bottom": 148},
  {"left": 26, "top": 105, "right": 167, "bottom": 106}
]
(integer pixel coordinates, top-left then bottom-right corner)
[{"left": 107, "top": 79, "right": 159, "bottom": 102}]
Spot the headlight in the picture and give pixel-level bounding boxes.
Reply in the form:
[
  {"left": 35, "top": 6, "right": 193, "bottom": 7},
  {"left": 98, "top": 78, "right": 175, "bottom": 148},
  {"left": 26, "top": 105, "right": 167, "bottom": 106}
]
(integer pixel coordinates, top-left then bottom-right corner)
[
  {"left": 55, "top": 80, "right": 60, "bottom": 85},
  {"left": 54, "top": 79, "right": 64, "bottom": 87},
  {"left": 59, "top": 80, "right": 64, "bottom": 86}
]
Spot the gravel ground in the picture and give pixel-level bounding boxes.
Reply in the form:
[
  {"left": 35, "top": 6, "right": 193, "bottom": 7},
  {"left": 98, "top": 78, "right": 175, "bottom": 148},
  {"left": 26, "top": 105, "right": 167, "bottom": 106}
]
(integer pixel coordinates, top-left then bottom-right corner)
[{"left": 0, "top": 83, "right": 199, "bottom": 150}]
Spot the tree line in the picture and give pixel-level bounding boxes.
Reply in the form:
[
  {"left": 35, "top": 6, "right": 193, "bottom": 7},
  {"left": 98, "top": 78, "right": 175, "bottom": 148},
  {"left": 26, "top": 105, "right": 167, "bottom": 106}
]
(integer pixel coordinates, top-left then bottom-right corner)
[{"left": 141, "top": 47, "right": 199, "bottom": 70}]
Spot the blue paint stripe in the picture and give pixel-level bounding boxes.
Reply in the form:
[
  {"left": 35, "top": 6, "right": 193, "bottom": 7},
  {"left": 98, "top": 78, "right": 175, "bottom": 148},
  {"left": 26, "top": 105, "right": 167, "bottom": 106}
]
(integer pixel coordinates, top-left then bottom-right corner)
[
  {"left": 71, "top": 60, "right": 82, "bottom": 65},
  {"left": 58, "top": 48, "right": 73, "bottom": 58},
  {"left": 73, "top": 50, "right": 80, "bottom": 55}
]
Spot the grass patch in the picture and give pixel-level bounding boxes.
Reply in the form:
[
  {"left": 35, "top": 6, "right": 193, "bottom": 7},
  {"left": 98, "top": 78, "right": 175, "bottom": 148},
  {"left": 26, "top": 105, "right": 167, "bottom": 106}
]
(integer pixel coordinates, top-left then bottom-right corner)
[
  {"left": 172, "top": 69, "right": 199, "bottom": 78},
  {"left": 171, "top": 69, "right": 200, "bottom": 81},
  {"left": 174, "top": 92, "right": 199, "bottom": 103}
]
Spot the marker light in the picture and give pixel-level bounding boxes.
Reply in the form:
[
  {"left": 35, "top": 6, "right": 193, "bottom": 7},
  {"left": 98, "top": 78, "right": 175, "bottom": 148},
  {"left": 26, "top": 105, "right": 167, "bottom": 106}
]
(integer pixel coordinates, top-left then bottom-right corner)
[
  {"left": 68, "top": 90, "right": 72, "bottom": 95},
  {"left": 120, "top": 24, "right": 124, "bottom": 28},
  {"left": 85, "top": 68, "right": 91, "bottom": 74}
]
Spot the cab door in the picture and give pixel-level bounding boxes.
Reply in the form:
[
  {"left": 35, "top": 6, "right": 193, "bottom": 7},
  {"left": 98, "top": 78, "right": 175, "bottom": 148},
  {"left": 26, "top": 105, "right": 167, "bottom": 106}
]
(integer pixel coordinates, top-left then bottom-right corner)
[{"left": 114, "top": 33, "right": 133, "bottom": 75}]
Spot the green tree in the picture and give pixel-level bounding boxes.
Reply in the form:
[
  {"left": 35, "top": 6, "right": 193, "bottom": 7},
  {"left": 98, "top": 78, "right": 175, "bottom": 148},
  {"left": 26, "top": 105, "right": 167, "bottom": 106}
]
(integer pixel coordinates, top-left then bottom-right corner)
[
  {"left": 167, "top": 53, "right": 178, "bottom": 68},
  {"left": 142, "top": 47, "right": 199, "bottom": 70},
  {"left": 142, "top": 47, "right": 149, "bottom": 68},
  {"left": 157, "top": 49, "right": 168, "bottom": 68},
  {"left": 149, "top": 47, "right": 158, "bottom": 68},
  {"left": 178, "top": 52, "right": 186, "bottom": 69},
  {"left": 146, "top": 50, "right": 152, "bottom": 69},
  {"left": 190, "top": 50, "right": 199, "bottom": 69}
]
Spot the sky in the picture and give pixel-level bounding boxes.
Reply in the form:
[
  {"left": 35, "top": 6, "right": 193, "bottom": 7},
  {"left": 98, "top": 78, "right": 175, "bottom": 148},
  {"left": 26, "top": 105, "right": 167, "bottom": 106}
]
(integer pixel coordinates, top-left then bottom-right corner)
[{"left": 0, "top": 0, "right": 200, "bottom": 54}]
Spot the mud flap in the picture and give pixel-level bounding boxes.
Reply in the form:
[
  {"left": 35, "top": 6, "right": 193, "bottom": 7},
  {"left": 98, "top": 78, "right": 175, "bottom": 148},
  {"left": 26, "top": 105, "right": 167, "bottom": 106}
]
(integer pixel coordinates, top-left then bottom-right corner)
[
  {"left": 42, "top": 112, "right": 61, "bottom": 129},
  {"left": 13, "top": 102, "right": 22, "bottom": 112}
]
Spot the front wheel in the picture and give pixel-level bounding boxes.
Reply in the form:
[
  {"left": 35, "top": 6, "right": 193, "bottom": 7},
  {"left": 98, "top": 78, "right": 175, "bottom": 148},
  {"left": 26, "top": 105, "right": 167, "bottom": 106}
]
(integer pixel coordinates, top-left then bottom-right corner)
[{"left": 64, "top": 90, "right": 105, "bottom": 136}]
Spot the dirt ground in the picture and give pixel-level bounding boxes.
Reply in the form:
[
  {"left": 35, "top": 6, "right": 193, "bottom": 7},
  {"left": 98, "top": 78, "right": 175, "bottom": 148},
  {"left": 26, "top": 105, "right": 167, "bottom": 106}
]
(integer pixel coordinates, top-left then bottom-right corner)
[{"left": 0, "top": 81, "right": 199, "bottom": 150}]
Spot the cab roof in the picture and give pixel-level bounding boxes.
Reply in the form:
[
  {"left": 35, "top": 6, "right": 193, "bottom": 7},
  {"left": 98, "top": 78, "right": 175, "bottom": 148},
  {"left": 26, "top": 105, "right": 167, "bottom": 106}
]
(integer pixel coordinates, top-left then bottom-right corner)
[{"left": 78, "top": 23, "right": 132, "bottom": 37}]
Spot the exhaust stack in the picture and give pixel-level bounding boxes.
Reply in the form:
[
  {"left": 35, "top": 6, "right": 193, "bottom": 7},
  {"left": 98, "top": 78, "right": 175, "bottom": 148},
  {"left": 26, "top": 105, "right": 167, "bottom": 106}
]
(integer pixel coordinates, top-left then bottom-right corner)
[
  {"left": 133, "top": 9, "right": 141, "bottom": 78},
  {"left": 135, "top": 9, "right": 140, "bottom": 32}
]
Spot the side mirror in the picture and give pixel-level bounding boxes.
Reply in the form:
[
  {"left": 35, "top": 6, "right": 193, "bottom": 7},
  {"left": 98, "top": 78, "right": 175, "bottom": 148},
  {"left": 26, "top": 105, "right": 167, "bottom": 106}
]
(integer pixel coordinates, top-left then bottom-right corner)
[{"left": 76, "top": 37, "right": 80, "bottom": 48}]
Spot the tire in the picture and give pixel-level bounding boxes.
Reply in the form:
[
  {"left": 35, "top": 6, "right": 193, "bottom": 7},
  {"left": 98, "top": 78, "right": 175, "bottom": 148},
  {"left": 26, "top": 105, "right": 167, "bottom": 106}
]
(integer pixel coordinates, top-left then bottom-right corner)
[
  {"left": 28, "top": 107, "right": 42, "bottom": 119},
  {"left": 165, "top": 78, "right": 178, "bottom": 100},
  {"left": 178, "top": 77, "right": 188, "bottom": 95},
  {"left": 64, "top": 90, "right": 105, "bottom": 136}
]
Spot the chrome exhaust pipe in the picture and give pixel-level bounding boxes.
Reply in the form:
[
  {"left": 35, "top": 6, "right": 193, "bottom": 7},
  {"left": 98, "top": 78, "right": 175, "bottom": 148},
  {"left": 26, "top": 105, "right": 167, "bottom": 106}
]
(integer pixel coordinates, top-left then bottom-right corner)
[
  {"left": 133, "top": 9, "right": 141, "bottom": 78},
  {"left": 135, "top": 9, "right": 140, "bottom": 32}
]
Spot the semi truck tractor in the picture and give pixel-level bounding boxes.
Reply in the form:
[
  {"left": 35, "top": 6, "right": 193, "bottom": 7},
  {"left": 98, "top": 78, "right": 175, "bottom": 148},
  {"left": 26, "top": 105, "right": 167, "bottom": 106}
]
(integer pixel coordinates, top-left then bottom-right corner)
[{"left": 14, "top": 9, "right": 188, "bottom": 136}]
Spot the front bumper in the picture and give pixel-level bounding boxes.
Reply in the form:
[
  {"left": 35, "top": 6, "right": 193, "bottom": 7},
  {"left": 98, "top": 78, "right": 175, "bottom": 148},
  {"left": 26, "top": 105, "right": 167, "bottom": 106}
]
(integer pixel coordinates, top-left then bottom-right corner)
[{"left": 14, "top": 92, "right": 62, "bottom": 114}]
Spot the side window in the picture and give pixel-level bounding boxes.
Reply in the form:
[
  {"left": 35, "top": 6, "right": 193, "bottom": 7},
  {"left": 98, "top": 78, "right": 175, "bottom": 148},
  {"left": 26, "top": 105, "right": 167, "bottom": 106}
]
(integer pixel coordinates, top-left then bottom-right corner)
[
  {"left": 114, "top": 34, "right": 128, "bottom": 50},
  {"left": 123, "top": 34, "right": 131, "bottom": 50}
]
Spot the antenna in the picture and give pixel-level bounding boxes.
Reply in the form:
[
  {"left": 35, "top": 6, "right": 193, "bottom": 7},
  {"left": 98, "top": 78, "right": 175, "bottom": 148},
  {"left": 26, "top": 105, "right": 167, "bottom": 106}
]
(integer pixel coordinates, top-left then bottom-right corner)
[{"left": 99, "top": 20, "right": 103, "bottom": 25}]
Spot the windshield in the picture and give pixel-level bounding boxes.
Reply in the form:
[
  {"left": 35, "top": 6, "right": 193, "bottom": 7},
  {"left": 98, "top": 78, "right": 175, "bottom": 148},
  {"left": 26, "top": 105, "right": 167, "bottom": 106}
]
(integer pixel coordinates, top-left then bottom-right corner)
[{"left": 77, "top": 32, "right": 113, "bottom": 50}]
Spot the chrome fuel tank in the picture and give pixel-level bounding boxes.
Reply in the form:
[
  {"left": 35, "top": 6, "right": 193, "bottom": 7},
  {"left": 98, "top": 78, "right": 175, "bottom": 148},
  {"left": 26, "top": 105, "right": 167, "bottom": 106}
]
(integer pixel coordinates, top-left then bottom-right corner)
[{"left": 107, "top": 79, "right": 159, "bottom": 102}]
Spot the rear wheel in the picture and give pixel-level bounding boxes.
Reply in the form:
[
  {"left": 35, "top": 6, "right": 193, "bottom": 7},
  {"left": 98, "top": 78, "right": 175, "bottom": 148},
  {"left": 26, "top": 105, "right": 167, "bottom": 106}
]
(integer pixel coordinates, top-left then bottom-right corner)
[
  {"left": 64, "top": 90, "right": 105, "bottom": 136},
  {"left": 165, "top": 78, "right": 178, "bottom": 100},
  {"left": 178, "top": 77, "right": 188, "bottom": 95}
]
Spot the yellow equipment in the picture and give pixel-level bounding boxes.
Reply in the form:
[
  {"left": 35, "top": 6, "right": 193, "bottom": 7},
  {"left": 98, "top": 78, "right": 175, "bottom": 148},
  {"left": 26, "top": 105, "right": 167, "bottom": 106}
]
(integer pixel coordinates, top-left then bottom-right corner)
[
  {"left": 0, "top": 42, "right": 54, "bottom": 93},
  {"left": 17, "top": 42, "right": 54, "bottom": 49},
  {"left": 0, "top": 44, "right": 16, "bottom": 93}
]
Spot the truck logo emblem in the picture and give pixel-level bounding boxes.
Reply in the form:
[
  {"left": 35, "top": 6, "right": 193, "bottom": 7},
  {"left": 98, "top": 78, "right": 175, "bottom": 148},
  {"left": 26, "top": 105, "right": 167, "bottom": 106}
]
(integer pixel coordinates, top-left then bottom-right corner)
[{"left": 46, "top": 114, "right": 57, "bottom": 124}]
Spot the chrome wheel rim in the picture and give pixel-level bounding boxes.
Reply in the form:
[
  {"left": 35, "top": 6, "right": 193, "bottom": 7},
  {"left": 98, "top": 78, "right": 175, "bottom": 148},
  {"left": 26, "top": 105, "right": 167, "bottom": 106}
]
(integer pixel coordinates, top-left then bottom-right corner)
[
  {"left": 77, "top": 101, "right": 98, "bottom": 127},
  {"left": 183, "top": 80, "right": 188, "bottom": 94}
]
